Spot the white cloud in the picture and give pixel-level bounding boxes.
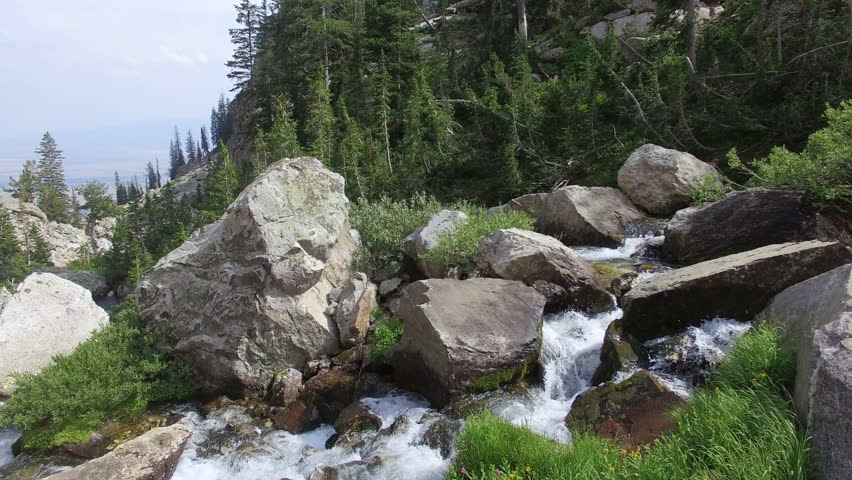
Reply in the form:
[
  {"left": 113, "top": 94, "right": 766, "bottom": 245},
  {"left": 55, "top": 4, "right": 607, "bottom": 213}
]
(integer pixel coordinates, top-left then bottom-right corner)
[
  {"left": 159, "top": 45, "right": 194, "bottom": 66},
  {"left": 0, "top": 30, "right": 12, "bottom": 48},
  {"left": 197, "top": 53, "right": 209, "bottom": 64}
]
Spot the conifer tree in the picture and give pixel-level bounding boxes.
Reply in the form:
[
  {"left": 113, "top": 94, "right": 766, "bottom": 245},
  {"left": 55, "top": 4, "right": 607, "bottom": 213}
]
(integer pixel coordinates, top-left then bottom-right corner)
[
  {"left": 146, "top": 162, "right": 158, "bottom": 191},
  {"left": 169, "top": 127, "right": 186, "bottom": 179},
  {"left": 210, "top": 108, "right": 220, "bottom": 145},
  {"left": 8, "top": 160, "right": 41, "bottom": 203},
  {"left": 0, "top": 211, "right": 27, "bottom": 286},
  {"left": 333, "top": 99, "right": 368, "bottom": 199},
  {"left": 259, "top": 96, "right": 302, "bottom": 166},
  {"left": 304, "top": 75, "right": 335, "bottom": 162},
  {"left": 115, "top": 172, "right": 128, "bottom": 206},
  {"left": 185, "top": 130, "right": 197, "bottom": 164},
  {"left": 200, "top": 126, "right": 211, "bottom": 156},
  {"left": 227, "top": 0, "right": 263, "bottom": 91},
  {"left": 35, "top": 133, "right": 70, "bottom": 222},
  {"left": 27, "top": 225, "right": 51, "bottom": 267},
  {"left": 155, "top": 159, "right": 163, "bottom": 188},
  {"left": 201, "top": 142, "right": 239, "bottom": 221}
]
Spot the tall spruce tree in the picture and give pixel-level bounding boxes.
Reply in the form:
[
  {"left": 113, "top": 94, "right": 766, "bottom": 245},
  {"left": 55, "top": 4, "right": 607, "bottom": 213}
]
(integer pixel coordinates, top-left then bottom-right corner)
[
  {"left": 0, "top": 211, "right": 27, "bottom": 286},
  {"left": 201, "top": 142, "right": 239, "bottom": 221},
  {"left": 115, "top": 172, "right": 128, "bottom": 206},
  {"left": 304, "top": 74, "right": 335, "bottom": 162},
  {"left": 227, "top": 0, "right": 263, "bottom": 91},
  {"left": 185, "top": 130, "right": 197, "bottom": 164},
  {"left": 200, "top": 126, "right": 211, "bottom": 156},
  {"left": 145, "top": 162, "right": 158, "bottom": 191},
  {"left": 27, "top": 225, "right": 51, "bottom": 267},
  {"left": 35, "top": 132, "right": 70, "bottom": 222},
  {"left": 169, "top": 127, "right": 186, "bottom": 179}
]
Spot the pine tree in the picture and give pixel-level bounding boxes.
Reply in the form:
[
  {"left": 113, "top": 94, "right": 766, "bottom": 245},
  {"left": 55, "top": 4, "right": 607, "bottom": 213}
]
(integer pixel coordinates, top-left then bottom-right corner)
[
  {"left": 259, "top": 96, "right": 302, "bottom": 165},
  {"left": 202, "top": 142, "right": 239, "bottom": 221},
  {"left": 155, "top": 159, "right": 163, "bottom": 188},
  {"left": 304, "top": 74, "right": 335, "bottom": 162},
  {"left": 0, "top": 211, "right": 27, "bottom": 286},
  {"left": 8, "top": 160, "right": 41, "bottom": 203},
  {"left": 27, "top": 225, "right": 51, "bottom": 267},
  {"left": 185, "top": 130, "right": 197, "bottom": 164},
  {"left": 200, "top": 126, "right": 211, "bottom": 156},
  {"left": 334, "top": 99, "right": 368, "bottom": 199},
  {"left": 169, "top": 127, "right": 186, "bottom": 179},
  {"left": 211, "top": 108, "right": 220, "bottom": 145},
  {"left": 226, "top": 0, "right": 263, "bottom": 91},
  {"left": 115, "top": 172, "right": 128, "bottom": 206},
  {"left": 217, "top": 95, "right": 233, "bottom": 141},
  {"left": 146, "top": 162, "right": 158, "bottom": 191},
  {"left": 35, "top": 132, "right": 70, "bottom": 222}
]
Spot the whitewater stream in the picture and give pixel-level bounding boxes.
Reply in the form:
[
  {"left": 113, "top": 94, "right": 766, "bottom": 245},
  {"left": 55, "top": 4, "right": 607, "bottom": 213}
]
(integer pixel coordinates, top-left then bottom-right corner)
[{"left": 0, "top": 235, "right": 751, "bottom": 479}]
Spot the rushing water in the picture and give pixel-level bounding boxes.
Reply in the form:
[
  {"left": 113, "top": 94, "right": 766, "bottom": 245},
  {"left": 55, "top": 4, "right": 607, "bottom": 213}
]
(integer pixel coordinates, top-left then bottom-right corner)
[
  {"left": 2, "top": 235, "right": 748, "bottom": 479},
  {"left": 0, "top": 429, "right": 19, "bottom": 469}
]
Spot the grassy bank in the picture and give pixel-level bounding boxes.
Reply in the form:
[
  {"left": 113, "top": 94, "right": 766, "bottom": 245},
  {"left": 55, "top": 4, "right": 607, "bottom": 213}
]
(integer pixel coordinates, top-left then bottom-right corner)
[{"left": 447, "top": 325, "right": 812, "bottom": 480}]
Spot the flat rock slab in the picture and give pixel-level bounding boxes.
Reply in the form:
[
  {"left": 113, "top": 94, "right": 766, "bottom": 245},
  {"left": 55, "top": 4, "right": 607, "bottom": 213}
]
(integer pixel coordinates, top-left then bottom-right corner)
[
  {"left": 622, "top": 241, "right": 852, "bottom": 340},
  {"left": 664, "top": 188, "right": 814, "bottom": 264},
  {"left": 388, "top": 278, "right": 545, "bottom": 408},
  {"left": 757, "top": 264, "right": 852, "bottom": 480},
  {"left": 44, "top": 424, "right": 191, "bottom": 480}
]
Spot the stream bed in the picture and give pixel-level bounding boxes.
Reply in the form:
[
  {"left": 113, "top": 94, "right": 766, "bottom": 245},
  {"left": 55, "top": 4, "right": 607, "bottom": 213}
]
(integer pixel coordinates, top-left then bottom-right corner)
[{"left": 0, "top": 236, "right": 751, "bottom": 479}]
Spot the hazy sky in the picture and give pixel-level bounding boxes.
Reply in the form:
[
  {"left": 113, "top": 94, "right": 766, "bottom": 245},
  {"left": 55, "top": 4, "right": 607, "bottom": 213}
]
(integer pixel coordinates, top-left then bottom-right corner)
[{"left": 0, "top": 1, "right": 237, "bottom": 183}]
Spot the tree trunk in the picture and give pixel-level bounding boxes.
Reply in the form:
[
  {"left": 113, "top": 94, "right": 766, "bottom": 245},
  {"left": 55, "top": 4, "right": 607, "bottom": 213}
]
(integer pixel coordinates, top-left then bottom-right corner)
[
  {"left": 516, "top": 0, "right": 528, "bottom": 41},
  {"left": 686, "top": 0, "right": 697, "bottom": 68},
  {"left": 322, "top": 5, "right": 331, "bottom": 90}
]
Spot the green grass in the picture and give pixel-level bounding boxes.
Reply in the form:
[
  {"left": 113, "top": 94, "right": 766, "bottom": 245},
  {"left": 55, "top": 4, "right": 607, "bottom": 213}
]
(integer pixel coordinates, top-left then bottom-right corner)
[
  {"left": 447, "top": 324, "right": 812, "bottom": 480},
  {"left": 369, "top": 309, "right": 404, "bottom": 366},
  {"left": 422, "top": 208, "right": 534, "bottom": 277},
  {"left": 0, "top": 297, "right": 195, "bottom": 450}
]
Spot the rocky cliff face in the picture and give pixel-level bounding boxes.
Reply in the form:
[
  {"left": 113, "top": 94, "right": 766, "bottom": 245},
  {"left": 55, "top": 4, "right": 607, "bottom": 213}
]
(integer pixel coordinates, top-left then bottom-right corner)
[{"left": 138, "top": 157, "right": 359, "bottom": 395}]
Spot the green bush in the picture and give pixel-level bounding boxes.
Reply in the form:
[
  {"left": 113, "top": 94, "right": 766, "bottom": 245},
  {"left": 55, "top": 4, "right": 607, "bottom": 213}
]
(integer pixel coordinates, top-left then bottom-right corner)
[
  {"left": 447, "top": 324, "right": 811, "bottom": 480},
  {"left": 351, "top": 193, "right": 444, "bottom": 275},
  {"left": 369, "top": 309, "right": 404, "bottom": 366},
  {"left": 422, "top": 208, "right": 534, "bottom": 277},
  {"left": 733, "top": 100, "right": 852, "bottom": 202},
  {"left": 0, "top": 297, "right": 195, "bottom": 450},
  {"left": 691, "top": 174, "right": 734, "bottom": 206}
]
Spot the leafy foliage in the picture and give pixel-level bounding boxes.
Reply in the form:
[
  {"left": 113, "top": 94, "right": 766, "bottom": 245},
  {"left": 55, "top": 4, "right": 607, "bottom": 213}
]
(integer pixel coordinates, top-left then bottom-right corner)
[
  {"left": 0, "top": 297, "right": 195, "bottom": 450},
  {"left": 691, "top": 174, "right": 733, "bottom": 205},
  {"left": 448, "top": 324, "right": 810, "bottom": 480},
  {"left": 368, "top": 309, "right": 404, "bottom": 366}
]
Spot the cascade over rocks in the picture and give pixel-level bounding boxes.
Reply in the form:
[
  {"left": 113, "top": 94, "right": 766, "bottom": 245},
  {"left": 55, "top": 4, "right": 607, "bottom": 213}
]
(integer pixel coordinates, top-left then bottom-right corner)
[
  {"left": 43, "top": 424, "right": 191, "bottom": 480},
  {"left": 0, "top": 273, "right": 109, "bottom": 395},
  {"left": 138, "top": 157, "right": 359, "bottom": 395},
  {"left": 566, "top": 370, "right": 684, "bottom": 451},
  {"left": 621, "top": 241, "right": 852, "bottom": 340},
  {"left": 756, "top": 264, "right": 852, "bottom": 480},
  {"left": 494, "top": 186, "right": 646, "bottom": 247},
  {"left": 387, "top": 278, "right": 545, "bottom": 408},
  {"left": 618, "top": 144, "right": 718, "bottom": 216},
  {"left": 664, "top": 189, "right": 815, "bottom": 264},
  {"left": 477, "top": 228, "right": 614, "bottom": 312},
  {"left": 405, "top": 209, "right": 468, "bottom": 277}
]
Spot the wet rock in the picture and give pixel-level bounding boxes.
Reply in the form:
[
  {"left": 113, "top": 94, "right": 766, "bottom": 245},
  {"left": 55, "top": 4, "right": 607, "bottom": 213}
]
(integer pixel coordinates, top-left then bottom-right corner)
[
  {"left": 0, "top": 273, "right": 109, "bottom": 395},
  {"left": 387, "top": 278, "right": 545, "bottom": 408},
  {"left": 378, "top": 414, "right": 412, "bottom": 437},
  {"left": 43, "top": 424, "right": 191, "bottom": 480},
  {"left": 62, "top": 433, "right": 108, "bottom": 459},
  {"left": 271, "top": 400, "right": 322, "bottom": 434},
  {"left": 417, "top": 417, "right": 463, "bottom": 458},
  {"left": 308, "top": 465, "right": 339, "bottom": 480},
  {"left": 621, "top": 241, "right": 852, "bottom": 340},
  {"left": 334, "top": 402, "right": 382, "bottom": 435},
  {"left": 494, "top": 186, "right": 645, "bottom": 247},
  {"left": 477, "top": 228, "right": 614, "bottom": 312},
  {"left": 591, "top": 319, "right": 648, "bottom": 385},
  {"left": 566, "top": 371, "right": 684, "bottom": 450},
  {"left": 532, "top": 281, "right": 574, "bottom": 314},
  {"left": 756, "top": 264, "right": 852, "bottom": 480},
  {"left": 405, "top": 210, "right": 469, "bottom": 278},
  {"left": 335, "top": 273, "right": 377, "bottom": 348},
  {"left": 299, "top": 369, "right": 358, "bottom": 423},
  {"left": 664, "top": 189, "right": 815, "bottom": 264},
  {"left": 592, "top": 262, "right": 638, "bottom": 297},
  {"left": 138, "top": 157, "right": 359, "bottom": 395},
  {"left": 618, "top": 144, "right": 718, "bottom": 216},
  {"left": 269, "top": 369, "right": 303, "bottom": 407}
]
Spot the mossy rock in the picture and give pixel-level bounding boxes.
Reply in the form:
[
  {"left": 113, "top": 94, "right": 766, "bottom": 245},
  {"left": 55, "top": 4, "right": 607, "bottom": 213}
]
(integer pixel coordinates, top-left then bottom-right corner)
[{"left": 591, "top": 319, "right": 648, "bottom": 385}]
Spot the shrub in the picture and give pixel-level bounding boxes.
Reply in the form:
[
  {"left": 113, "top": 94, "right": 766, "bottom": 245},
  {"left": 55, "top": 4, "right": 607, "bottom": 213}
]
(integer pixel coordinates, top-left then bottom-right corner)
[
  {"left": 447, "top": 324, "right": 811, "bottom": 480},
  {"left": 691, "top": 173, "right": 733, "bottom": 206},
  {"left": 0, "top": 297, "right": 195, "bottom": 450},
  {"left": 422, "top": 209, "right": 534, "bottom": 277},
  {"left": 369, "top": 309, "right": 404, "bottom": 366},
  {"left": 350, "top": 193, "right": 444, "bottom": 274},
  {"left": 731, "top": 100, "right": 852, "bottom": 202}
]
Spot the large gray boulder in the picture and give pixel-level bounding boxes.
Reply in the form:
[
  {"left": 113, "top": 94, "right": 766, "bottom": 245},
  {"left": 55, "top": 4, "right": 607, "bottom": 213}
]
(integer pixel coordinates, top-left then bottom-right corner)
[
  {"left": 335, "top": 272, "right": 378, "bottom": 348},
  {"left": 618, "top": 144, "right": 718, "bottom": 216},
  {"left": 477, "top": 228, "right": 613, "bottom": 312},
  {"left": 387, "top": 278, "right": 546, "bottom": 407},
  {"left": 138, "top": 157, "right": 359, "bottom": 395},
  {"left": 405, "top": 210, "right": 468, "bottom": 277},
  {"left": 621, "top": 241, "right": 852, "bottom": 340},
  {"left": 43, "top": 424, "right": 191, "bottom": 480},
  {"left": 39, "top": 268, "right": 111, "bottom": 297},
  {"left": 664, "top": 189, "right": 814, "bottom": 264},
  {"left": 495, "top": 186, "right": 645, "bottom": 247},
  {"left": 757, "top": 265, "right": 852, "bottom": 480},
  {"left": 0, "top": 273, "right": 109, "bottom": 395}
]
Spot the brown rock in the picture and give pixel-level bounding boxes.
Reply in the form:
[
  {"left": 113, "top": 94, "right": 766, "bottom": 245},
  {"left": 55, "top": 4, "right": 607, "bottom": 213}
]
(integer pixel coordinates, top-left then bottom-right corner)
[
  {"left": 299, "top": 369, "right": 358, "bottom": 422},
  {"left": 271, "top": 400, "right": 322, "bottom": 434}
]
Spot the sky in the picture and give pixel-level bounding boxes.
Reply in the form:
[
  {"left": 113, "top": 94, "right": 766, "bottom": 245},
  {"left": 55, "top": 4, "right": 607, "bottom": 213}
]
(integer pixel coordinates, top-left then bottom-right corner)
[{"left": 0, "top": 1, "right": 237, "bottom": 185}]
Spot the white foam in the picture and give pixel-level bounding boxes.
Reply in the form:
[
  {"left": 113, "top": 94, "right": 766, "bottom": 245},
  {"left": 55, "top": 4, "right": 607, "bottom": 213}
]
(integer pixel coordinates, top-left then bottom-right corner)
[
  {"left": 574, "top": 235, "right": 664, "bottom": 262},
  {"left": 0, "top": 429, "right": 20, "bottom": 469}
]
